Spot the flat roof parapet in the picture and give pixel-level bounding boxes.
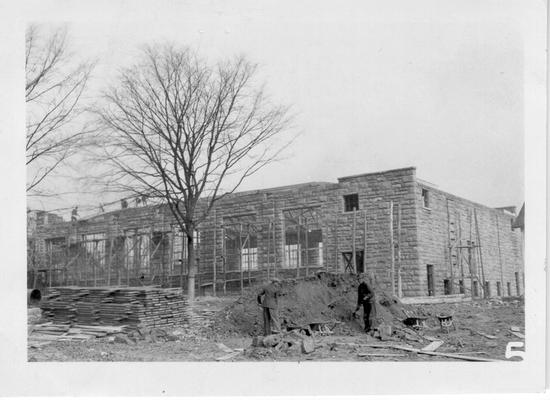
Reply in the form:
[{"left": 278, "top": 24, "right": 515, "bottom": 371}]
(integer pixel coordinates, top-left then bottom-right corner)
[{"left": 337, "top": 166, "right": 417, "bottom": 183}]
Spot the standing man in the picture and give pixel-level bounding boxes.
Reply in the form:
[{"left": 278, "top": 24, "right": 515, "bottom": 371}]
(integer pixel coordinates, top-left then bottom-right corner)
[
  {"left": 257, "top": 278, "right": 282, "bottom": 335},
  {"left": 353, "top": 274, "right": 377, "bottom": 333}
]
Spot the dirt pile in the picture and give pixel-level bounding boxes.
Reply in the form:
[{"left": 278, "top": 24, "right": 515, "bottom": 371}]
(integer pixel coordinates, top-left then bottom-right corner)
[{"left": 210, "top": 272, "right": 419, "bottom": 337}]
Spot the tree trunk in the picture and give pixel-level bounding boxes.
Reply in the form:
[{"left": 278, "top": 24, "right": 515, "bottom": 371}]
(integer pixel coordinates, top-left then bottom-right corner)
[{"left": 186, "top": 231, "right": 196, "bottom": 301}]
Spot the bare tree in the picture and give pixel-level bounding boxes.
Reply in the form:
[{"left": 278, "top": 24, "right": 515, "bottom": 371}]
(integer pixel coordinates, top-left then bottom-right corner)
[
  {"left": 95, "top": 45, "right": 292, "bottom": 299},
  {"left": 26, "top": 24, "right": 94, "bottom": 193}
]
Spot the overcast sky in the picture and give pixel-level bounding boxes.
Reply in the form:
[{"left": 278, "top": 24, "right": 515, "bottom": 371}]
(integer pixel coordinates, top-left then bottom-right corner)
[{"left": 23, "top": 0, "right": 529, "bottom": 218}]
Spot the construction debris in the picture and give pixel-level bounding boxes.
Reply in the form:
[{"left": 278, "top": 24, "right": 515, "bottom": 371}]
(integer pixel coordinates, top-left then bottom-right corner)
[
  {"left": 28, "top": 322, "right": 127, "bottom": 346},
  {"left": 211, "top": 273, "right": 422, "bottom": 337},
  {"left": 509, "top": 330, "right": 525, "bottom": 339},
  {"left": 470, "top": 330, "right": 498, "bottom": 340},
  {"left": 357, "top": 353, "right": 408, "bottom": 358},
  {"left": 252, "top": 331, "right": 317, "bottom": 355},
  {"left": 27, "top": 274, "right": 525, "bottom": 362},
  {"left": 421, "top": 340, "right": 444, "bottom": 352},
  {"left": 361, "top": 343, "right": 501, "bottom": 362},
  {"left": 215, "top": 351, "right": 242, "bottom": 361}
]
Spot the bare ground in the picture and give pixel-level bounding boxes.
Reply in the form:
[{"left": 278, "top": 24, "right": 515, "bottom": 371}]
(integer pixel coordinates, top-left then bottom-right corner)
[{"left": 28, "top": 297, "right": 524, "bottom": 362}]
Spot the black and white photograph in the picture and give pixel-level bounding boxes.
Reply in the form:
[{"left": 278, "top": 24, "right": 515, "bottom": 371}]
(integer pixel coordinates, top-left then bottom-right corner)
[{"left": 0, "top": 0, "right": 547, "bottom": 397}]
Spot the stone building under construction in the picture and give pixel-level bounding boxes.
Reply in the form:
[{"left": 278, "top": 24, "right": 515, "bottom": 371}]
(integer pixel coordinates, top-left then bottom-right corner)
[{"left": 28, "top": 167, "right": 524, "bottom": 299}]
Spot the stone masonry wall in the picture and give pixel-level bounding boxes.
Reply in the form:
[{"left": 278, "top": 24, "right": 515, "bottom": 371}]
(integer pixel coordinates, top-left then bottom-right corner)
[
  {"left": 334, "top": 167, "right": 421, "bottom": 296},
  {"left": 194, "top": 167, "right": 420, "bottom": 296},
  {"left": 414, "top": 182, "right": 524, "bottom": 298},
  {"left": 32, "top": 167, "right": 523, "bottom": 299},
  {"left": 33, "top": 168, "right": 422, "bottom": 296}
]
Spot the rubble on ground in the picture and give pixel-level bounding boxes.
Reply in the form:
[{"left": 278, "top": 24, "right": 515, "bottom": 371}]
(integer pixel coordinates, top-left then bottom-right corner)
[
  {"left": 27, "top": 273, "right": 526, "bottom": 362},
  {"left": 209, "top": 272, "right": 422, "bottom": 338}
]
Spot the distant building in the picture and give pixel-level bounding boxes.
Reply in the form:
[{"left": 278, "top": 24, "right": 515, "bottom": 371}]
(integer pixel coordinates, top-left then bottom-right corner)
[
  {"left": 30, "top": 167, "right": 524, "bottom": 298},
  {"left": 512, "top": 203, "right": 525, "bottom": 232},
  {"left": 27, "top": 209, "right": 65, "bottom": 236},
  {"left": 27, "top": 209, "right": 65, "bottom": 288}
]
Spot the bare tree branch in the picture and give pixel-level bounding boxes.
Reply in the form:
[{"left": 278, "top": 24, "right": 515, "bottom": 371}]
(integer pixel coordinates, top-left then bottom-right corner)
[
  {"left": 26, "top": 24, "right": 95, "bottom": 193},
  {"left": 91, "top": 44, "right": 292, "bottom": 299}
]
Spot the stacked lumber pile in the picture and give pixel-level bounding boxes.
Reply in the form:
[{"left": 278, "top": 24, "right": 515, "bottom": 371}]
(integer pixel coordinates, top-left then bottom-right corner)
[{"left": 40, "top": 286, "right": 187, "bottom": 329}]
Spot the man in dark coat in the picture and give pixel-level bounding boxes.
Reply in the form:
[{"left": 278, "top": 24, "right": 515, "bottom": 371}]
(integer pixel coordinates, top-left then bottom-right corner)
[
  {"left": 257, "top": 279, "right": 282, "bottom": 335},
  {"left": 352, "top": 274, "right": 377, "bottom": 333}
]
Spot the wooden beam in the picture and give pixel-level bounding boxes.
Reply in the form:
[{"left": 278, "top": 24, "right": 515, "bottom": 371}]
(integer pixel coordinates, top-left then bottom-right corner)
[
  {"left": 247, "top": 224, "right": 251, "bottom": 286},
  {"left": 495, "top": 214, "right": 504, "bottom": 296},
  {"left": 334, "top": 217, "right": 339, "bottom": 273},
  {"left": 212, "top": 211, "right": 217, "bottom": 296},
  {"left": 446, "top": 199, "right": 454, "bottom": 294},
  {"left": 397, "top": 203, "right": 402, "bottom": 298},
  {"left": 474, "top": 209, "right": 486, "bottom": 298},
  {"left": 389, "top": 201, "right": 395, "bottom": 296},
  {"left": 352, "top": 209, "right": 357, "bottom": 274},
  {"left": 363, "top": 211, "right": 367, "bottom": 275},
  {"left": 107, "top": 237, "right": 114, "bottom": 286},
  {"left": 296, "top": 216, "right": 301, "bottom": 278},
  {"left": 273, "top": 206, "right": 278, "bottom": 278},
  {"left": 239, "top": 223, "right": 243, "bottom": 297},
  {"left": 457, "top": 211, "right": 464, "bottom": 289},
  {"left": 222, "top": 225, "right": 227, "bottom": 295},
  {"left": 266, "top": 220, "right": 272, "bottom": 281},
  {"left": 361, "top": 343, "right": 500, "bottom": 362},
  {"left": 305, "top": 217, "right": 309, "bottom": 276}
]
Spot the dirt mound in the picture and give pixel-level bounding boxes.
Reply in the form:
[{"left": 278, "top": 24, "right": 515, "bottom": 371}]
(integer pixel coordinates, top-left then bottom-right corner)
[{"left": 210, "top": 272, "right": 418, "bottom": 337}]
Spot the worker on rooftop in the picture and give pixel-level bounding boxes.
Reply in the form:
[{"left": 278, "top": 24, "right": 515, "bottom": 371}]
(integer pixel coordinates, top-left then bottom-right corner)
[{"left": 257, "top": 278, "right": 282, "bottom": 336}]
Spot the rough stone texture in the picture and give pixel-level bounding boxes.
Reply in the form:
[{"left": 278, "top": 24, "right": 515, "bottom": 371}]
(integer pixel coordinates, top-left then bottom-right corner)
[
  {"left": 31, "top": 167, "right": 523, "bottom": 299},
  {"left": 415, "top": 183, "right": 524, "bottom": 297}
]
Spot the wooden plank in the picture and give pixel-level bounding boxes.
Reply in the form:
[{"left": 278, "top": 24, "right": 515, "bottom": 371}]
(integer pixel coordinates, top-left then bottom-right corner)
[
  {"left": 389, "top": 201, "right": 395, "bottom": 295},
  {"left": 422, "top": 340, "right": 444, "bottom": 352},
  {"left": 215, "top": 351, "right": 241, "bottom": 361},
  {"left": 363, "top": 211, "right": 367, "bottom": 274},
  {"left": 495, "top": 215, "right": 505, "bottom": 294},
  {"left": 471, "top": 330, "right": 498, "bottom": 340},
  {"left": 216, "top": 343, "right": 234, "bottom": 353},
  {"left": 352, "top": 209, "right": 357, "bottom": 273},
  {"left": 397, "top": 203, "right": 402, "bottom": 297},
  {"left": 400, "top": 295, "right": 468, "bottom": 305},
  {"left": 509, "top": 330, "right": 525, "bottom": 339},
  {"left": 361, "top": 343, "right": 500, "bottom": 362},
  {"left": 446, "top": 199, "right": 455, "bottom": 294},
  {"left": 474, "top": 209, "right": 486, "bottom": 298},
  {"left": 357, "top": 353, "right": 408, "bottom": 358},
  {"left": 334, "top": 217, "right": 338, "bottom": 273},
  {"left": 266, "top": 220, "right": 272, "bottom": 281},
  {"left": 212, "top": 212, "right": 217, "bottom": 296},
  {"left": 296, "top": 216, "right": 301, "bottom": 278}
]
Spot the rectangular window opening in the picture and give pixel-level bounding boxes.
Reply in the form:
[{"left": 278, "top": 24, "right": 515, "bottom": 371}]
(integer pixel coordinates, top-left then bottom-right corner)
[
  {"left": 458, "top": 280, "right": 465, "bottom": 294},
  {"left": 344, "top": 194, "right": 359, "bottom": 212},
  {"left": 484, "top": 281, "right": 491, "bottom": 298},
  {"left": 241, "top": 246, "right": 258, "bottom": 271},
  {"left": 515, "top": 272, "right": 521, "bottom": 296},
  {"left": 426, "top": 265, "right": 435, "bottom": 296},
  {"left": 473, "top": 281, "right": 479, "bottom": 297},
  {"left": 507, "top": 282, "right": 512, "bottom": 297},
  {"left": 341, "top": 251, "right": 364, "bottom": 273},
  {"left": 443, "top": 279, "right": 451, "bottom": 295},
  {"left": 496, "top": 281, "right": 502, "bottom": 297},
  {"left": 421, "top": 188, "right": 430, "bottom": 208}
]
